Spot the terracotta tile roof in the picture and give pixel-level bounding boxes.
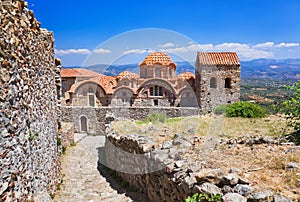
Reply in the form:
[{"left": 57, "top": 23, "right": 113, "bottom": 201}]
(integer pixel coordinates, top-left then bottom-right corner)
[
  {"left": 61, "top": 68, "right": 100, "bottom": 78},
  {"left": 139, "top": 51, "right": 177, "bottom": 67},
  {"left": 197, "top": 52, "right": 240, "bottom": 66},
  {"left": 89, "top": 75, "right": 117, "bottom": 94},
  {"left": 68, "top": 74, "right": 117, "bottom": 94},
  {"left": 117, "top": 71, "right": 139, "bottom": 80},
  {"left": 177, "top": 72, "right": 195, "bottom": 80}
]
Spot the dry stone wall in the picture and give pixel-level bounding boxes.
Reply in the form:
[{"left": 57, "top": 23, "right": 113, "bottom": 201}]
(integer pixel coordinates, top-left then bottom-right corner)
[
  {"left": 0, "top": 0, "right": 61, "bottom": 201},
  {"left": 61, "top": 106, "right": 200, "bottom": 134},
  {"left": 103, "top": 128, "right": 294, "bottom": 202}
]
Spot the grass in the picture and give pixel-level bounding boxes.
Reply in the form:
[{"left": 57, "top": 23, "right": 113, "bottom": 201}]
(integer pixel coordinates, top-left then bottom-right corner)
[
  {"left": 112, "top": 114, "right": 299, "bottom": 200},
  {"left": 113, "top": 114, "right": 292, "bottom": 139}
]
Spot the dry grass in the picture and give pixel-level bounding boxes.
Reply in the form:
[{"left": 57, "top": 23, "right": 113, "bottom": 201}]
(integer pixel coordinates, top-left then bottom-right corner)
[{"left": 112, "top": 115, "right": 299, "bottom": 200}]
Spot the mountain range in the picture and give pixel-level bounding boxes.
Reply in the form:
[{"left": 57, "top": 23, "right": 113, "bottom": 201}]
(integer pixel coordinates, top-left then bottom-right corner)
[{"left": 64, "top": 59, "right": 300, "bottom": 79}]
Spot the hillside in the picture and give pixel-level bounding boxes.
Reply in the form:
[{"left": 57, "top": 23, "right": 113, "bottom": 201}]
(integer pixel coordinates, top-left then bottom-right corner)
[{"left": 64, "top": 58, "right": 300, "bottom": 79}]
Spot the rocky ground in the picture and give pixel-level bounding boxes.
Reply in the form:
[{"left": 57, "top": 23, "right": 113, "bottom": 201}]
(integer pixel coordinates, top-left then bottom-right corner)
[
  {"left": 54, "top": 136, "right": 149, "bottom": 202},
  {"left": 112, "top": 114, "right": 300, "bottom": 201}
]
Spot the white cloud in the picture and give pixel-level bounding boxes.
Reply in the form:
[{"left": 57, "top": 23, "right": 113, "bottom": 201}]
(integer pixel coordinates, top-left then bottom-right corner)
[
  {"left": 165, "top": 43, "right": 213, "bottom": 53},
  {"left": 55, "top": 48, "right": 91, "bottom": 55},
  {"left": 253, "top": 42, "right": 275, "bottom": 49},
  {"left": 160, "top": 42, "right": 176, "bottom": 48},
  {"left": 123, "top": 49, "right": 156, "bottom": 55},
  {"left": 274, "top": 42, "right": 299, "bottom": 48},
  {"left": 93, "top": 48, "right": 111, "bottom": 54},
  {"left": 214, "top": 43, "right": 273, "bottom": 59}
]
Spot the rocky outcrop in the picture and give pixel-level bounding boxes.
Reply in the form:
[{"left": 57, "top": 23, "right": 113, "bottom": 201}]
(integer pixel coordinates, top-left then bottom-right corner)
[{"left": 0, "top": 0, "right": 61, "bottom": 201}]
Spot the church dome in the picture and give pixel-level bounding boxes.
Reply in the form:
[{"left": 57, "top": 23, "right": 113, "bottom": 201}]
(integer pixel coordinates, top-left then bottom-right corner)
[{"left": 139, "top": 52, "right": 176, "bottom": 67}]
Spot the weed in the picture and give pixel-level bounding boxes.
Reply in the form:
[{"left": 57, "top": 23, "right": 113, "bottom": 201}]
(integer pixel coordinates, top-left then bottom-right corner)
[
  {"left": 62, "top": 146, "right": 66, "bottom": 154},
  {"left": 186, "top": 193, "right": 222, "bottom": 202},
  {"left": 70, "top": 141, "right": 76, "bottom": 146}
]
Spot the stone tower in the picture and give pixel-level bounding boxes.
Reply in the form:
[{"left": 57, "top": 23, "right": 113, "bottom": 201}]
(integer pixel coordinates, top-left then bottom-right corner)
[{"left": 195, "top": 52, "right": 241, "bottom": 112}]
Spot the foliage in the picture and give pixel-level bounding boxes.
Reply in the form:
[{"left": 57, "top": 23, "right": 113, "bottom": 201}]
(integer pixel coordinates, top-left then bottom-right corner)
[
  {"left": 280, "top": 80, "right": 300, "bottom": 144},
  {"left": 138, "top": 112, "right": 167, "bottom": 124},
  {"left": 185, "top": 193, "right": 222, "bottom": 202},
  {"left": 225, "top": 102, "right": 266, "bottom": 118},
  {"left": 57, "top": 137, "right": 62, "bottom": 146},
  {"left": 281, "top": 80, "right": 300, "bottom": 131},
  {"left": 213, "top": 104, "right": 227, "bottom": 115},
  {"left": 62, "top": 146, "right": 66, "bottom": 154},
  {"left": 70, "top": 141, "right": 76, "bottom": 146}
]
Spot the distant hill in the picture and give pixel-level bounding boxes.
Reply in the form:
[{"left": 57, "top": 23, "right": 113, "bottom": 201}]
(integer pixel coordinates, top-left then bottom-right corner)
[
  {"left": 63, "top": 59, "right": 300, "bottom": 79},
  {"left": 241, "top": 58, "right": 300, "bottom": 79}
]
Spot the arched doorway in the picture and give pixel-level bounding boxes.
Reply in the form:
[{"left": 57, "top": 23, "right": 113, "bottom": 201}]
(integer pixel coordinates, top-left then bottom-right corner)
[{"left": 80, "top": 116, "right": 88, "bottom": 132}]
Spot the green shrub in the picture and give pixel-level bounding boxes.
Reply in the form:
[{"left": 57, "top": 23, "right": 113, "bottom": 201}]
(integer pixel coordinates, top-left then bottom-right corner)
[
  {"left": 185, "top": 193, "right": 222, "bottom": 202},
  {"left": 213, "top": 104, "right": 228, "bottom": 115},
  {"left": 226, "top": 102, "right": 266, "bottom": 118},
  {"left": 145, "top": 112, "right": 167, "bottom": 123}
]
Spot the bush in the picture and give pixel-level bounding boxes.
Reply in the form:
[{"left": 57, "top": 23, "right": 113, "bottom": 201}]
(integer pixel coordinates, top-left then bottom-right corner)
[
  {"left": 225, "top": 102, "right": 266, "bottom": 118},
  {"left": 145, "top": 112, "right": 167, "bottom": 123},
  {"left": 185, "top": 193, "right": 222, "bottom": 202},
  {"left": 281, "top": 80, "right": 300, "bottom": 131},
  {"left": 213, "top": 104, "right": 227, "bottom": 115}
]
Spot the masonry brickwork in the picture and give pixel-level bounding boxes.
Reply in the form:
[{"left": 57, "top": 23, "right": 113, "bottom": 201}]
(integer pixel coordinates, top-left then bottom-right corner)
[{"left": 0, "top": 0, "right": 61, "bottom": 200}]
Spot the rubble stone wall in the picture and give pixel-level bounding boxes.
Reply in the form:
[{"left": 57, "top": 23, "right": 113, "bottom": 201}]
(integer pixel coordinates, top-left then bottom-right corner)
[
  {"left": 61, "top": 106, "right": 200, "bottom": 134},
  {"left": 0, "top": 0, "right": 61, "bottom": 200}
]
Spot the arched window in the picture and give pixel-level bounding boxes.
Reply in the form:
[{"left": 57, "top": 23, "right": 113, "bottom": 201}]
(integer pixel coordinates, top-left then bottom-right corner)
[
  {"left": 88, "top": 87, "right": 94, "bottom": 93},
  {"left": 80, "top": 116, "right": 88, "bottom": 132},
  {"left": 225, "top": 78, "right": 232, "bottom": 88},
  {"left": 155, "top": 68, "right": 161, "bottom": 78},
  {"left": 210, "top": 77, "right": 217, "bottom": 88},
  {"left": 149, "top": 85, "right": 163, "bottom": 96}
]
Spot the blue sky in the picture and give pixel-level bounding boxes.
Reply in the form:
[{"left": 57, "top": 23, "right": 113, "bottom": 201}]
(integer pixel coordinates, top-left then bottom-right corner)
[{"left": 27, "top": 0, "right": 300, "bottom": 66}]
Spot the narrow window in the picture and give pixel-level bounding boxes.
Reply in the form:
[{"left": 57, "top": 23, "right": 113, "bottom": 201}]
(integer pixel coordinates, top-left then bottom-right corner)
[
  {"left": 80, "top": 116, "right": 88, "bottom": 132},
  {"left": 154, "top": 99, "right": 158, "bottom": 106},
  {"left": 150, "top": 87, "right": 154, "bottom": 96},
  {"left": 88, "top": 87, "right": 93, "bottom": 93},
  {"left": 155, "top": 68, "right": 161, "bottom": 78},
  {"left": 168, "top": 69, "right": 172, "bottom": 78},
  {"left": 225, "top": 78, "right": 231, "bottom": 88},
  {"left": 210, "top": 77, "right": 217, "bottom": 88},
  {"left": 88, "top": 94, "right": 95, "bottom": 106}
]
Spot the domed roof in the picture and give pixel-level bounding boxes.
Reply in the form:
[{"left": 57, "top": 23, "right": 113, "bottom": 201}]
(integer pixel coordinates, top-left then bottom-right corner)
[
  {"left": 177, "top": 72, "right": 195, "bottom": 80},
  {"left": 139, "top": 52, "right": 177, "bottom": 67},
  {"left": 117, "top": 71, "right": 139, "bottom": 80}
]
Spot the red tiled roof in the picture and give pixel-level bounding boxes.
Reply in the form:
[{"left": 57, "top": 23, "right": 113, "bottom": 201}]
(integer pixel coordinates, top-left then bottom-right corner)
[
  {"left": 61, "top": 68, "right": 100, "bottom": 78},
  {"left": 68, "top": 74, "right": 117, "bottom": 95},
  {"left": 117, "top": 71, "right": 139, "bottom": 80},
  {"left": 139, "top": 52, "right": 177, "bottom": 67},
  {"left": 177, "top": 72, "right": 195, "bottom": 80},
  {"left": 197, "top": 52, "right": 240, "bottom": 66}
]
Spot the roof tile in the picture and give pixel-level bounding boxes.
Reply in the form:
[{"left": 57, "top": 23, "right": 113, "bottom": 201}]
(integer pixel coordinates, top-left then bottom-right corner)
[{"left": 197, "top": 52, "right": 240, "bottom": 66}]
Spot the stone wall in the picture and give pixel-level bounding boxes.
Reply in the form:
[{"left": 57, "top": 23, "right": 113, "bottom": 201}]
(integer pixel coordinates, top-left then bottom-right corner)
[
  {"left": 61, "top": 106, "right": 200, "bottom": 134},
  {"left": 103, "top": 129, "right": 294, "bottom": 202},
  {"left": 0, "top": 0, "right": 61, "bottom": 201}
]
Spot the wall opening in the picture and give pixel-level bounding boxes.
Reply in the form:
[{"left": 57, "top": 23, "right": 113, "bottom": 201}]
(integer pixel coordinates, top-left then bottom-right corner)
[
  {"left": 155, "top": 68, "right": 161, "bottom": 78},
  {"left": 210, "top": 77, "right": 217, "bottom": 88},
  {"left": 88, "top": 93, "right": 95, "bottom": 106},
  {"left": 150, "top": 86, "right": 163, "bottom": 97},
  {"left": 80, "top": 116, "right": 88, "bottom": 132},
  {"left": 225, "top": 78, "right": 231, "bottom": 88},
  {"left": 154, "top": 99, "right": 158, "bottom": 106}
]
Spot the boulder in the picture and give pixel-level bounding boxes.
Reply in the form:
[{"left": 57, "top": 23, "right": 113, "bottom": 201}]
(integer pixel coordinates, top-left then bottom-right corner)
[
  {"left": 193, "top": 182, "right": 222, "bottom": 195},
  {"left": 248, "top": 190, "right": 274, "bottom": 202},
  {"left": 223, "top": 193, "right": 247, "bottom": 202},
  {"left": 234, "top": 184, "right": 254, "bottom": 196}
]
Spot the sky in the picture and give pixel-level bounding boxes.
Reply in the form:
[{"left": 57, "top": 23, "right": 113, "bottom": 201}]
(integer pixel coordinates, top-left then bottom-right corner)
[{"left": 27, "top": 0, "right": 300, "bottom": 67}]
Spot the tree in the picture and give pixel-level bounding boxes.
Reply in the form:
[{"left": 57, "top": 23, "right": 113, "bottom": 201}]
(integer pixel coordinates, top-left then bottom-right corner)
[{"left": 281, "top": 80, "right": 300, "bottom": 144}]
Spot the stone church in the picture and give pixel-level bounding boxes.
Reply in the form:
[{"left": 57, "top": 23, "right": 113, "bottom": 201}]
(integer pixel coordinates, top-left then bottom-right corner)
[{"left": 61, "top": 51, "right": 240, "bottom": 112}]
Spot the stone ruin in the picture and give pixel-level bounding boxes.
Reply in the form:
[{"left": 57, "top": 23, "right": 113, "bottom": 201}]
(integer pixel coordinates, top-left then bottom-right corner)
[{"left": 0, "top": 0, "right": 61, "bottom": 200}]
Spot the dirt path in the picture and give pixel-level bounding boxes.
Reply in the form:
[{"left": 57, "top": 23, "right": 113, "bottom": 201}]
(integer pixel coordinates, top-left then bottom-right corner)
[{"left": 55, "top": 136, "right": 148, "bottom": 202}]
